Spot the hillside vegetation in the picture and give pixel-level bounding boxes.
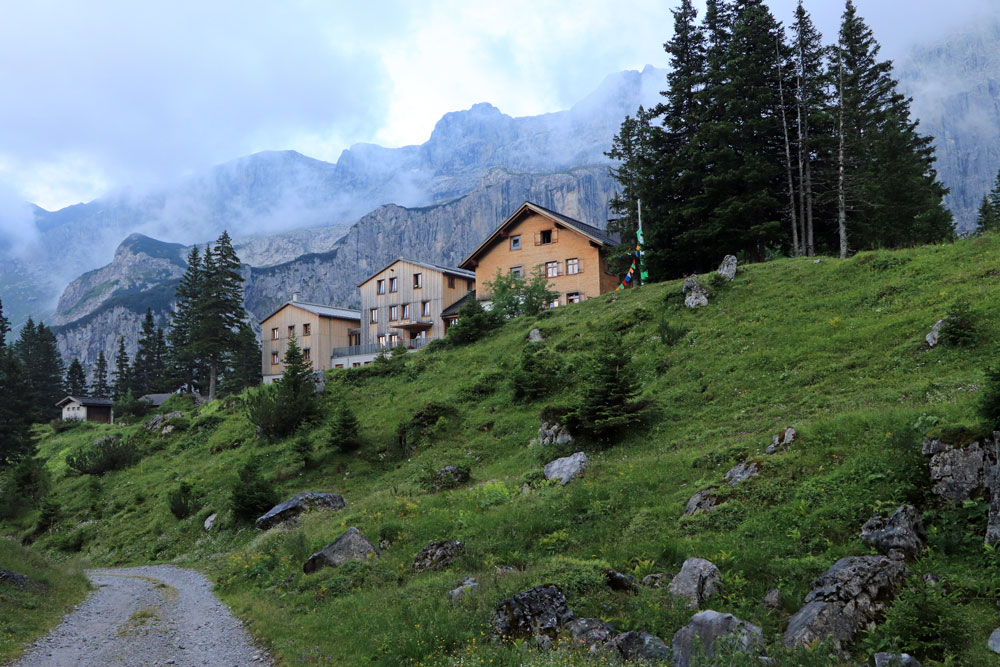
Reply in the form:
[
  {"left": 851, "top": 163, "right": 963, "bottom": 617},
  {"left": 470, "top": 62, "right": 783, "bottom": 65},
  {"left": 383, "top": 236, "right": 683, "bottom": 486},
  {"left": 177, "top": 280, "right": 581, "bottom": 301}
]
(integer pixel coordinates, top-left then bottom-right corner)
[{"left": 7, "top": 235, "right": 1000, "bottom": 665}]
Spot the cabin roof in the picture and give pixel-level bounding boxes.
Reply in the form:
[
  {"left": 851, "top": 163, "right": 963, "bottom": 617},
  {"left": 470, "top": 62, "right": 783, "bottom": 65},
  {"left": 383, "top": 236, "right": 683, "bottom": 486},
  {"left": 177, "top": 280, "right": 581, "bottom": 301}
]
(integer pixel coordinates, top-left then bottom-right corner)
[
  {"left": 260, "top": 300, "right": 361, "bottom": 325},
  {"left": 358, "top": 257, "right": 475, "bottom": 288},
  {"left": 441, "top": 290, "right": 476, "bottom": 318},
  {"left": 56, "top": 395, "right": 113, "bottom": 408}
]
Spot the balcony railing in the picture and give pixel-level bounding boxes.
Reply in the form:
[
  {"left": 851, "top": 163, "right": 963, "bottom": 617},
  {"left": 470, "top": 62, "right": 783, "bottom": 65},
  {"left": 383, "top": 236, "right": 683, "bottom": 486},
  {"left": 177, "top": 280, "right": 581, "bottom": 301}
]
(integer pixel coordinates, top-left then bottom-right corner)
[{"left": 331, "top": 337, "right": 436, "bottom": 359}]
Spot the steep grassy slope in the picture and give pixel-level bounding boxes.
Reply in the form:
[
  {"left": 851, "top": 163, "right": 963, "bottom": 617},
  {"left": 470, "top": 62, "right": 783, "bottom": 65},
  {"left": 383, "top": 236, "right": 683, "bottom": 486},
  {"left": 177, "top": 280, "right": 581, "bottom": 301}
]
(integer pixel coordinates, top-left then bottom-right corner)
[{"left": 8, "top": 235, "right": 1000, "bottom": 665}]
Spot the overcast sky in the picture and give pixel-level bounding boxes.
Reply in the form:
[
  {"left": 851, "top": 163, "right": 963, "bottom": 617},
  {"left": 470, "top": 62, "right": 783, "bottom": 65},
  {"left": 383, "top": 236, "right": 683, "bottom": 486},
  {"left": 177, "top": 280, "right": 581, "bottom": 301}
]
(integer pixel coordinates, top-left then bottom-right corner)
[{"left": 0, "top": 0, "right": 994, "bottom": 212}]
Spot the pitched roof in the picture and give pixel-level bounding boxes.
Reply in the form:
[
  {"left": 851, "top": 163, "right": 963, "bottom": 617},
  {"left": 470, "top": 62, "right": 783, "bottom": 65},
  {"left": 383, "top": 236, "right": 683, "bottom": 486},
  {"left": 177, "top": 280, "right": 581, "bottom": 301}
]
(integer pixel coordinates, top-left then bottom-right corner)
[
  {"left": 459, "top": 201, "right": 620, "bottom": 270},
  {"left": 358, "top": 258, "right": 476, "bottom": 288},
  {"left": 139, "top": 393, "right": 174, "bottom": 407},
  {"left": 260, "top": 300, "right": 361, "bottom": 324},
  {"left": 441, "top": 290, "right": 476, "bottom": 318},
  {"left": 57, "top": 395, "right": 113, "bottom": 407}
]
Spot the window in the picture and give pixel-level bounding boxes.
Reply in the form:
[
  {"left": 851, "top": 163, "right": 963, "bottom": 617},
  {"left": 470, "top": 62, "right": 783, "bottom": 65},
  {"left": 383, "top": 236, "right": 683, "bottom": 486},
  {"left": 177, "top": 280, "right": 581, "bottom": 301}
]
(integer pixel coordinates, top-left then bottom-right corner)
[
  {"left": 302, "top": 323, "right": 311, "bottom": 336},
  {"left": 422, "top": 301, "right": 431, "bottom": 317},
  {"left": 567, "top": 258, "right": 580, "bottom": 275},
  {"left": 402, "top": 303, "right": 411, "bottom": 320},
  {"left": 390, "top": 305, "right": 399, "bottom": 321},
  {"left": 350, "top": 333, "right": 361, "bottom": 346},
  {"left": 271, "top": 351, "right": 279, "bottom": 365},
  {"left": 539, "top": 229, "right": 552, "bottom": 244},
  {"left": 546, "top": 261, "right": 559, "bottom": 278},
  {"left": 413, "top": 273, "right": 422, "bottom": 288},
  {"left": 288, "top": 325, "right": 295, "bottom": 337},
  {"left": 567, "top": 292, "right": 581, "bottom": 304},
  {"left": 448, "top": 276, "right": 455, "bottom": 289},
  {"left": 548, "top": 298, "right": 560, "bottom": 308},
  {"left": 352, "top": 362, "right": 361, "bottom": 368},
  {"left": 467, "top": 279, "right": 475, "bottom": 291},
  {"left": 389, "top": 277, "right": 398, "bottom": 292},
  {"left": 335, "top": 364, "right": 344, "bottom": 369},
  {"left": 303, "top": 348, "right": 311, "bottom": 362},
  {"left": 271, "top": 327, "right": 279, "bottom": 340},
  {"left": 370, "top": 308, "right": 378, "bottom": 323},
  {"left": 378, "top": 334, "right": 386, "bottom": 347},
  {"left": 510, "top": 266, "right": 523, "bottom": 279},
  {"left": 377, "top": 279, "right": 385, "bottom": 295},
  {"left": 389, "top": 333, "right": 399, "bottom": 345},
  {"left": 510, "top": 235, "right": 521, "bottom": 250}
]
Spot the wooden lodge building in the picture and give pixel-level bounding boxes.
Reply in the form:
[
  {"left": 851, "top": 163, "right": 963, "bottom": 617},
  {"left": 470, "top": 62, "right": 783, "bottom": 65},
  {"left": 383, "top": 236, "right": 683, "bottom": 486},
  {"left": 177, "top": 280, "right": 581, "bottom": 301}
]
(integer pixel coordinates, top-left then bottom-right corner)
[
  {"left": 57, "top": 396, "right": 113, "bottom": 423},
  {"left": 259, "top": 202, "right": 620, "bottom": 377}
]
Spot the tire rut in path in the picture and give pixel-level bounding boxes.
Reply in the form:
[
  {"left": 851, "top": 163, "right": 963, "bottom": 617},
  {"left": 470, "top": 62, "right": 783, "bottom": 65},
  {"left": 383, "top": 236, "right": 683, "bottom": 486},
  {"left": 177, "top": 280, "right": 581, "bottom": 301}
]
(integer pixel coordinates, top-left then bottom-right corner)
[{"left": 12, "top": 565, "right": 271, "bottom": 667}]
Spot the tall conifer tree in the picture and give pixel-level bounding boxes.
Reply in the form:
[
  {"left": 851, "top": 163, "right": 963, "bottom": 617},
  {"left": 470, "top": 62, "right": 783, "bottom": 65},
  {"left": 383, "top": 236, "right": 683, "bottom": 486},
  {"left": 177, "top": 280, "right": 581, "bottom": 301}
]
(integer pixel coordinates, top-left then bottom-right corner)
[
  {"left": 168, "top": 245, "right": 204, "bottom": 393},
  {"left": 111, "top": 336, "right": 132, "bottom": 401},
  {"left": 0, "top": 299, "right": 33, "bottom": 464},
  {"left": 66, "top": 359, "right": 87, "bottom": 396},
  {"left": 15, "top": 320, "right": 65, "bottom": 422},
  {"left": 91, "top": 350, "right": 111, "bottom": 397},
  {"left": 132, "top": 308, "right": 158, "bottom": 396},
  {"left": 192, "top": 231, "right": 245, "bottom": 400}
]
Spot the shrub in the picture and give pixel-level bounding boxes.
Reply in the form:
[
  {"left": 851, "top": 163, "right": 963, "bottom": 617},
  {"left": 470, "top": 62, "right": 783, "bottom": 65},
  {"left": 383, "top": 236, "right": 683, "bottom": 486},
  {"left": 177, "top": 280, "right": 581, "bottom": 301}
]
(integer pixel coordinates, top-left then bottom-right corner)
[
  {"left": 980, "top": 362, "right": 1000, "bottom": 431},
  {"left": 395, "top": 401, "right": 454, "bottom": 458},
  {"left": 511, "top": 344, "right": 564, "bottom": 403},
  {"left": 229, "top": 457, "right": 279, "bottom": 523},
  {"left": 445, "top": 298, "right": 499, "bottom": 346},
  {"left": 168, "top": 482, "right": 195, "bottom": 519},
  {"left": 470, "top": 480, "right": 512, "bottom": 509},
  {"left": 113, "top": 389, "right": 153, "bottom": 419},
  {"left": 863, "top": 578, "right": 969, "bottom": 662},
  {"left": 658, "top": 318, "right": 690, "bottom": 346},
  {"left": 567, "top": 336, "right": 648, "bottom": 446},
  {"left": 940, "top": 298, "right": 978, "bottom": 347},
  {"left": 36, "top": 499, "right": 60, "bottom": 531},
  {"left": 65, "top": 435, "right": 139, "bottom": 475},
  {"left": 49, "top": 418, "right": 86, "bottom": 434},
  {"left": 328, "top": 402, "right": 362, "bottom": 452},
  {"left": 485, "top": 267, "right": 558, "bottom": 319},
  {"left": 244, "top": 382, "right": 314, "bottom": 442},
  {"left": 292, "top": 435, "right": 313, "bottom": 467}
]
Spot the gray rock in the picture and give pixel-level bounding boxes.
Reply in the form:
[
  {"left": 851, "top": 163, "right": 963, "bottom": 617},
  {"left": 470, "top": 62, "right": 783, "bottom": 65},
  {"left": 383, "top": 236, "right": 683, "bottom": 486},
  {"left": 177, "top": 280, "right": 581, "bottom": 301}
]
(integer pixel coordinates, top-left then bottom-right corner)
[
  {"left": 495, "top": 565, "right": 519, "bottom": 577},
  {"left": 717, "top": 255, "right": 738, "bottom": 281},
  {"left": 684, "top": 287, "right": 709, "bottom": 309},
  {"left": 412, "top": 540, "right": 465, "bottom": 573},
  {"left": 724, "top": 461, "right": 759, "bottom": 487},
  {"left": 203, "top": 513, "right": 217, "bottom": 531},
  {"left": 528, "top": 328, "right": 544, "bottom": 343},
  {"left": 565, "top": 617, "right": 616, "bottom": 649},
  {"left": 860, "top": 505, "right": 926, "bottom": 559},
  {"left": 989, "top": 628, "right": 1000, "bottom": 654},
  {"left": 988, "top": 458, "right": 1000, "bottom": 546},
  {"left": 144, "top": 411, "right": 183, "bottom": 431},
  {"left": 255, "top": 491, "right": 347, "bottom": 530},
  {"left": 489, "top": 585, "right": 573, "bottom": 642},
  {"left": 539, "top": 418, "right": 574, "bottom": 447},
  {"left": 813, "top": 259, "right": 822, "bottom": 264},
  {"left": 682, "top": 277, "right": 700, "bottom": 294},
  {"left": 543, "top": 451, "right": 588, "bottom": 485},
  {"left": 765, "top": 427, "right": 796, "bottom": 454},
  {"left": 670, "top": 558, "right": 722, "bottom": 608},
  {"left": 613, "top": 630, "right": 671, "bottom": 663},
  {"left": 641, "top": 572, "right": 670, "bottom": 588},
  {"left": 303, "top": 527, "right": 378, "bottom": 574},
  {"left": 683, "top": 489, "right": 718, "bottom": 516},
  {"left": 449, "top": 577, "right": 479, "bottom": 603},
  {"left": 0, "top": 568, "right": 39, "bottom": 590},
  {"left": 312, "top": 370, "right": 326, "bottom": 395},
  {"left": 671, "top": 610, "right": 764, "bottom": 667},
  {"left": 875, "top": 653, "right": 922, "bottom": 667},
  {"left": 605, "top": 569, "right": 639, "bottom": 593},
  {"left": 782, "top": 554, "right": 908, "bottom": 653},
  {"left": 926, "top": 319, "right": 944, "bottom": 347},
  {"left": 922, "top": 438, "right": 992, "bottom": 502},
  {"left": 763, "top": 588, "right": 782, "bottom": 610},
  {"left": 432, "top": 465, "right": 470, "bottom": 491},
  {"left": 922, "top": 573, "right": 941, "bottom": 587},
  {"left": 161, "top": 424, "right": 176, "bottom": 435}
]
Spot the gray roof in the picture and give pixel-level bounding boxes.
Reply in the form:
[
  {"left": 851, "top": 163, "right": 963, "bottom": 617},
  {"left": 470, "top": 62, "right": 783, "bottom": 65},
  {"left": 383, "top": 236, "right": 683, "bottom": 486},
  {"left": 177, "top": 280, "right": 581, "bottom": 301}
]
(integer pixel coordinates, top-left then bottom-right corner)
[
  {"left": 261, "top": 300, "right": 361, "bottom": 324},
  {"left": 57, "top": 395, "right": 113, "bottom": 407},
  {"left": 139, "top": 393, "right": 174, "bottom": 407},
  {"left": 359, "top": 257, "right": 475, "bottom": 287},
  {"left": 441, "top": 290, "right": 476, "bottom": 317}
]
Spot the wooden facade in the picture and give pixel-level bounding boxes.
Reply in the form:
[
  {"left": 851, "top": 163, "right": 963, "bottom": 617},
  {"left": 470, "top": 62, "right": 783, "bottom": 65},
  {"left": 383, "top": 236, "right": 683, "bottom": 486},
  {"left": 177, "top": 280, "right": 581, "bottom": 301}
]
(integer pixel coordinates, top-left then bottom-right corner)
[
  {"left": 459, "top": 202, "right": 620, "bottom": 305},
  {"left": 260, "top": 298, "right": 361, "bottom": 382},
  {"left": 357, "top": 259, "right": 475, "bottom": 349}
]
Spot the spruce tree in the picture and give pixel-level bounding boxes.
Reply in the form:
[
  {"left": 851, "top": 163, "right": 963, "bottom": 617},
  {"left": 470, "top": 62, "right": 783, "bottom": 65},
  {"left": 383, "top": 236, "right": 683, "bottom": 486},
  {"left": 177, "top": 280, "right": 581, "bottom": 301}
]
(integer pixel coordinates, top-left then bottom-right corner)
[
  {"left": 66, "top": 358, "right": 87, "bottom": 396},
  {"left": 220, "top": 322, "right": 261, "bottom": 395},
  {"left": 275, "top": 333, "right": 316, "bottom": 429},
  {"left": 976, "top": 168, "right": 1000, "bottom": 233},
  {"left": 168, "top": 245, "right": 204, "bottom": 393},
  {"left": 111, "top": 336, "right": 132, "bottom": 401},
  {"left": 132, "top": 308, "right": 158, "bottom": 397},
  {"left": 153, "top": 327, "right": 168, "bottom": 391},
  {"left": 0, "top": 347, "right": 34, "bottom": 464},
  {"left": 569, "top": 335, "right": 646, "bottom": 446},
  {"left": 192, "top": 231, "right": 245, "bottom": 400},
  {"left": 0, "top": 298, "right": 9, "bottom": 348},
  {"left": 91, "top": 350, "right": 111, "bottom": 397},
  {"left": 15, "top": 320, "right": 65, "bottom": 422}
]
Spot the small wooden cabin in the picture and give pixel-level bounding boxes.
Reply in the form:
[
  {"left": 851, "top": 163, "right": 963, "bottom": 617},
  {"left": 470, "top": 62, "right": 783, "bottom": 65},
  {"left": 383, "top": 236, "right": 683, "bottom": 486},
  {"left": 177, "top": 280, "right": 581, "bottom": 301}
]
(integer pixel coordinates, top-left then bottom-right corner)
[{"left": 57, "top": 396, "right": 113, "bottom": 424}]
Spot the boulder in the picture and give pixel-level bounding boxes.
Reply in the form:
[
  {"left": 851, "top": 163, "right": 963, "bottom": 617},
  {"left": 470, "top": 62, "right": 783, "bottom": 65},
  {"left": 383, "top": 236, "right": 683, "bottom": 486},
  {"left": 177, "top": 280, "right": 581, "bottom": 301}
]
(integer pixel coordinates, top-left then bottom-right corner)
[
  {"left": 765, "top": 427, "right": 796, "bottom": 454},
  {"left": 723, "top": 461, "right": 759, "bottom": 487},
  {"left": 449, "top": 576, "right": 479, "bottom": 603},
  {"left": 926, "top": 319, "right": 944, "bottom": 347},
  {"left": 565, "top": 617, "right": 615, "bottom": 649},
  {"left": 203, "top": 513, "right": 217, "bottom": 531},
  {"left": 671, "top": 610, "right": 764, "bottom": 667},
  {"left": 412, "top": 540, "right": 465, "bottom": 573},
  {"left": 255, "top": 491, "right": 347, "bottom": 530},
  {"left": 860, "top": 505, "right": 926, "bottom": 559},
  {"left": 0, "top": 568, "right": 38, "bottom": 590},
  {"left": 144, "top": 411, "right": 183, "bottom": 431},
  {"left": 431, "top": 465, "right": 470, "bottom": 491},
  {"left": 782, "top": 554, "right": 908, "bottom": 653},
  {"left": 922, "top": 438, "right": 992, "bottom": 502},
  {"left": 528, "top": 328, "right": 545, "bottom": 343},
  {"left": 312, "top": 370, "right": 327, "bottom": 395},
  {"left": 989, "top": 628, "right": 1000, "bottom": 654},
  {"left": 539, "top": 418, "right": 574, "bottom": 447},
  {"left": 641, "top": 572, "right": 670, "bottom": 588},
  {"left": 303, "top": 527, "right": 378, "bottom": 574},
  {"left": 612, "top": 630, "right": 671, "bottom": 664},
  {"left": 669, "top": 558, "right": 722, "bottom": 609},
  {"left": 988, "top": 456, "right": 1000, "bottom": 546},
  {"left": 875, "top": 653, "right": 922, "bottom": 667},
  {"left": 605, "top": 569, "right": 639, "bottom": 593},
  {"left": 161, "top": 425, "right": 176, "bottom": 436},
  {"left": 489, "top": 585, "right": 573, "bottom": 642},
  {"left": 683, "top": 489, "right": 718, "bottom": 516},
  {"left": 682, "top": 277, "right": 700, "bottom": 294},
  {"left": 684, "top": 287, "right": 709, "bottom": 309},
  {"left": 763, "top": 588, "right": 782, "bottom": 610},
  {"left": 717, "top": 255, "right": 738, "bottom": 281},
  {"left": 543, "top": 452, "right": 588, "bottom": 486}
]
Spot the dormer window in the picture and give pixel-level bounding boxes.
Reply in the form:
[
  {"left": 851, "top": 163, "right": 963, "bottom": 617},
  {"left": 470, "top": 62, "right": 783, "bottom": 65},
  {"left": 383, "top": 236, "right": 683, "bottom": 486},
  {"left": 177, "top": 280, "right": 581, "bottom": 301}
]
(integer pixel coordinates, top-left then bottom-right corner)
[{"left": 510, "top": 235, "right": 521, "bottom": 250}]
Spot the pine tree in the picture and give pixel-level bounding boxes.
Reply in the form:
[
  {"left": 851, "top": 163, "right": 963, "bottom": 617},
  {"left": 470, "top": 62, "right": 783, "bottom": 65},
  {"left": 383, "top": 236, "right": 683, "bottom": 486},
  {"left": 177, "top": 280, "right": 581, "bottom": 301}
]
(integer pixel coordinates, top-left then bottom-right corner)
[
  {"left": 220, "top": 322, "right": 261, "bottom": 395},
  {"left": 91, "top": 350, "right": 111, "bottom": 397},
  {"left": 132, "top": 308, "right": 158, "bottom": 397},
  {"left": 569, "top": 336, "right": 646, "bottom": 446},
  {"left": 15, "top": 319, "right": 65, "bottom": 422},
  {"left": 66, "top": 358, "right": 87, "bottom": 396},
  {"left": 192, "top": 231, "right": 245, "bottom": 400},
  {"left": 111, "top": 336, "right": 132, "bottom": 401},
  {"left": 168, "top": 245, "right": 204, "bottom": 393},
  {"left": 976, "top": 168, "right": 1000, "bottom": 234},
  {"left": 0, "top": 298, "right": 9, "bottom": 348},
  {"left": 328, "top": 401, "right": 362, "bottom": 452},
  {"left": 0, "top": 347, "right": 34, "bottom": 465},
  {"left": 153, "top": 327, "right": 168, "bottom": 391}
]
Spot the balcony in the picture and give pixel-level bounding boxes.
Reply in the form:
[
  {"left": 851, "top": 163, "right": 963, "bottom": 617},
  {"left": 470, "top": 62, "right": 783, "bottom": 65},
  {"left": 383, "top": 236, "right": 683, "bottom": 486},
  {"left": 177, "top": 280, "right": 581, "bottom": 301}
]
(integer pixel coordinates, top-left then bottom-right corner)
[{"left": 331, "top": 336, "right": 436, "bottom": 359}]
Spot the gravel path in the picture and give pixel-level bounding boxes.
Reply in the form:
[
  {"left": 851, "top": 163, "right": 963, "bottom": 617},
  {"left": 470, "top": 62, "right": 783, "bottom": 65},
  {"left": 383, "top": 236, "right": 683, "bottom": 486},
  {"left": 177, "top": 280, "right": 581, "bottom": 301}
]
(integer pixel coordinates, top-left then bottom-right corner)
[{"left": 12, "top": 565, "right": 271, "bottom": 667}]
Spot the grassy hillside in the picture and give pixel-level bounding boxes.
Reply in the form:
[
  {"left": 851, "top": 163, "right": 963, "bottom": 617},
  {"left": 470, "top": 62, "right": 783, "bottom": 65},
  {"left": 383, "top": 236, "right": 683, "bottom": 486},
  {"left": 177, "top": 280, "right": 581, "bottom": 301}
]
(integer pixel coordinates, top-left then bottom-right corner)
[{"left": 7, "top": 235, "right": 1000, "bottom": 665}]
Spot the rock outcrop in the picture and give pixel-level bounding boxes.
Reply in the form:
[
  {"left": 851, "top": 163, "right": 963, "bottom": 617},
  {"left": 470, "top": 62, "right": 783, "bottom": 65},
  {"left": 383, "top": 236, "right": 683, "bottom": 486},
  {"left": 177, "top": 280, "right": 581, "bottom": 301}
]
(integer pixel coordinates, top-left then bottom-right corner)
[
  {"left": 489, "top": 585, "right": 573, "bottom": 643},
  {"left": 449, "top": 577, "right": 479, "bottom": 602},
  {"left": 255, "top": 491, "right": 347, "bottom": 530},
  {"left": 669, "top": 558, "right": 722, "bottom": 609},
  {"left": 565, "top": 617, "right": 615, "bottom": 650},
  {"left": 765, "top": 427, "right": 796, "bottom": 454},
  {"left": 717, "top": 255, "right": 738, "bottom": 281},
  {"left": 303, "top": 527, "right": 378, "bottom": 574},
  {"left": 683, "top": 490, "right": 718, "bottom": 516},
  {"left": 411, "top": 540, "right": 465, "bottom": 573},
  {"left": 682, "top": 278, "right": 708, "bottom": 309},
  {"left": 926, "top": 319, "right": 944, "bottom": 347},
  {"left": 612, "top": 630, "right": 671, "bottom": 663},
  {"left": 431, "top": 465, "right": 471, "bottom": 491},
  {"left": 0, "top": 568, "right": 39, "bottom": 590},
  {"left": 543, "top": 452, "right": 588, "bottom": 486},
  {"left": 671, "top": 610, "right": 764, "bottom": 667},
  {"left": 539, "top": 416, "right": 574, "bottom": 448},
  {"left": 922, "top": 437, "right": 994, "bottom": 501},
  {"left": 860, "top": 505, "right": 926, "bottom": 559},
  {"left": 723, "top": 461, "right": 759, "bottom": 487}
]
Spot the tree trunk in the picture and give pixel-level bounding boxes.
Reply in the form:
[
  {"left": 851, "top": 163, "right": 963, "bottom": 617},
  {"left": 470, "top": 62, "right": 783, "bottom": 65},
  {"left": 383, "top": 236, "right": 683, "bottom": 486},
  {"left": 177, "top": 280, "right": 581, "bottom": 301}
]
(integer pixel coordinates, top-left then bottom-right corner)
[
  {"left": 797, "top": 33, "right": 814, "bottom": 257},
  {"left": 776, "top": 41, "right": 799, "bottom": 256},
  {"left": 837, "top": 48, "right": 848, "bottom": 259},
  {"left": 208, "top": 364, "right": 217, "bottom": 401}
]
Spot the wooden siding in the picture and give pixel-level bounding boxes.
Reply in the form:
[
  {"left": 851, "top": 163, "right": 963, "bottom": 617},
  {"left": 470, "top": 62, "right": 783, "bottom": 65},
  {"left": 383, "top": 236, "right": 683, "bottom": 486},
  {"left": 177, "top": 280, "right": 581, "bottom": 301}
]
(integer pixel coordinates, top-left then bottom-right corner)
[
  {"left": 359, "top": 260, "right": 473, "bottom": 345},
  {"left": 470, "top": 211, "right": 618, "bottom": 305},
  {"left": 261, "top": 304, "right": 359, "bottom": 378}
]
